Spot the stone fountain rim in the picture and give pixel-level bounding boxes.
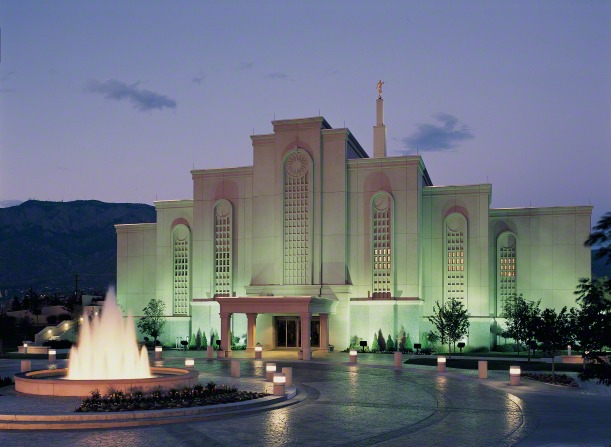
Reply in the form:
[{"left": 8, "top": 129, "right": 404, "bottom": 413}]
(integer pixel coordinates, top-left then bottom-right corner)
[{"left": 14, "top": 367, "right": 200, "bottom": 397}]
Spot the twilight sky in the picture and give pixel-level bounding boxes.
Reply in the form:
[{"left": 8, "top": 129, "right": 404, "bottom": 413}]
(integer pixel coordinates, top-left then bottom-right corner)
[{"left": 1, "top": 1, "right": 609, "bottom": 225}]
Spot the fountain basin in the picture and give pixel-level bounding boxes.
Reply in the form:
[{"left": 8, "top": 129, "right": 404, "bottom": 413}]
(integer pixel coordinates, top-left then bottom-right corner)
[{"left": 14, "top": 367, "right": 199, "bottom": 397}]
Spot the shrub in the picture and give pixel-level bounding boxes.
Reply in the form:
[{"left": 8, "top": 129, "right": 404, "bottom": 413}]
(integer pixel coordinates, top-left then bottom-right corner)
[
  {"left": 386, "top": 334, "right": 395, "bottom": 352},
  {"left": 467, "top": 345, "right": 490, "bottom": 353},
  {"left": 195, "top": 329, "right": 202, "bottom": 349},
  {"left": 201, "top": 331, "right": 208, "bottom": 349},
  {"left": 420, "top": 347, "right": 432, "bottom": 355},
  {"left": 0, "top": 376, "right": 13, "bottom": 388},
  {"left": 495, "top": 344, "right": 515, "bottom": 352},
  {"left": 377, "top": 329, "right": 386, "bottom": 352},
  {"left": 371, "top": 332, "right": 380, "bottom": 352}
]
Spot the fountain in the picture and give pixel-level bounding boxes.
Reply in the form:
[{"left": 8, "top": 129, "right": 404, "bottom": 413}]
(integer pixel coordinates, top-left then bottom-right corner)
[
  {"left": 14, "top": 289, "right": 198, "bottom": 397},
  {"left": 67, "top": 289, "right": 151, "bottom": 380}
]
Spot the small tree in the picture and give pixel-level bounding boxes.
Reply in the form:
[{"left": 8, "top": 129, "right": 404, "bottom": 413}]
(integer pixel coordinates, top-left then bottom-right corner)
[
  {"left": 428, "top": 299, "right": 470, "bottom": 358},
  {"left": 377, "top": 329, "right": 386, "bottom": 352},
  {"left": 536, "top": 307, "right": 573, "bottom": 380},
  {"left": 573, "top": 277, "right": 611, "bottom": 385},
  {"left": 201, "top": 331, "right": 208, "bottom": 349},
  {"left": 371, "top": 332, "right": 380, "bottom": 352},
  {"left": 195, "top": 329, "right": 202, "bottom": 349},
  {"left": 502, "top": 294, "right": 541, "bottom": 361},
  {"left": 210, "top": 330, "right": 217, "bottom": 350},
  {"left": 386, "top": 334, "right": 395, "bottom": 352},
  {"left": 189, "top": 332, "right": 197, "bottom": 349},
  {"left": 398, "top": 327, "right": 407, "bottom": 352},
  {"left": 425, "top": 330, "right": 440, "bottom": 348},
  {"left": 136, "top": 299, "right": 166, "bottom": 346}
]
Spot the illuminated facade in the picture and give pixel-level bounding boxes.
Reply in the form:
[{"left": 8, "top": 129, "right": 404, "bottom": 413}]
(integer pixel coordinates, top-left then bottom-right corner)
[{"left": 116, "top": 97, "right": 592, "bottom": 352}]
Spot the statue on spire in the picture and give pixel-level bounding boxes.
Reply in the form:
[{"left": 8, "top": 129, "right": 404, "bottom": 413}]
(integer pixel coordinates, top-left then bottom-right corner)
[{"left": 376, "top": 80, "right": 384, "bottom": 99}]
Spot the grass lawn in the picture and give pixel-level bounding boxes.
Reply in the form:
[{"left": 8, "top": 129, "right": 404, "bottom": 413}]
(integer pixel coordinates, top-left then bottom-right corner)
[{"left": 405, "top": 357, "right": 583, "bottom": 372}]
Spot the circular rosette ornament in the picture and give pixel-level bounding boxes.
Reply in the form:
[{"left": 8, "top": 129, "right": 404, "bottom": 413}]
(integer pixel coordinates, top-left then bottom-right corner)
[
  {"left": 285, "top": 152, "right": 309, "bottom": 178},
  {"left": 373, "top": 193, "right": 391, "bottom": 212},
  {"left": 215, "top": 200, "right": 231, "bottom": 218}
]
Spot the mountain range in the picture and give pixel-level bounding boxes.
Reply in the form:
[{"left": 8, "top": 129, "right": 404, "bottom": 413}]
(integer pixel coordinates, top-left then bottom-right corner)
[{"left": 0, "top": 200, "right": 155, "bottom": 295}]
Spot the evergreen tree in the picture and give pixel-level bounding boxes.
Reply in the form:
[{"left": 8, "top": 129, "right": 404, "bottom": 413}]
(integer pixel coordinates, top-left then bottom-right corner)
[
  {"left": 195, "top": 329, "right": 202, "bottom": 349},
  {"left": 377, "top": 329, "right": 386, "bottom": 352},
  {"left": 405, "top": 333, "right": 413, "bottom": 352},
  {"left": 201, "top": 331, "right": 208, "bottom": 349},
  {"left": 371, "top": 332, "right": 380, "bottom": 352},
  {"left": 386, "top": 334, "right": 395, "bottom": 352},
  {"left": 210, "top": 331, "right": 216, "bottom": 350},
  {"left": 189, "top": 332, "right": 197, "bottom": 349}
]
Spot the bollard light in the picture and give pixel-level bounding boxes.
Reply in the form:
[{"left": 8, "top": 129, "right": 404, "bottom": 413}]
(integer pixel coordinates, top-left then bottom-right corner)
[
  {"left": 266, "top": 363, "right": 277, "bottom": 381},
  {"left": 231, "top": 360, "right": 241, "bottom": 378},
  {"left": 478, "top": 360, "right": 488, "bottom": 379},
  {"left": 185, "top": 358, "right": 195, "bottom": 368},
  {"left": 273, "top": 373, "right": 286, "bottom": 396},
  {"left": 23, "top": 343, "right": 28, "bottom": 354},
  {"left": 281, "top": 366, "right": 293, "bottom": 387},
  {"left": 437, "top": 356, "right": 447, "bottom": 372},
  {"left": 394, "top": 351, "right": 403, "bottom": 369},
  {"left": 48, "top": 349, "right": 57, "bottom": 362},
  {"left": 255, "top": 344, "right": 263, "bottom": 359},
  {"left": 349, "top": 350, "right": 357, "bottom": 364},
  {"left": 155, "top": 345, "right": 163, "bottom": 360},
  {"left": 155, "top": 346, "right": 162, "bottom": 352},
  {"left": 509, "top": 365, "right": 521, "bottom": 386}
]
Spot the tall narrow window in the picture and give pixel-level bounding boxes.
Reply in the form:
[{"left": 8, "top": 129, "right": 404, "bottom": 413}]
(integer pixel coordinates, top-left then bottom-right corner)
[
  {"left": 283, "top": 150, "right": 312, "bottom": 285},
  {"left": 172, "top": 225, "right": 190, "bottom": 315},
  {"left": 372, "top": 192, "right": 393, "bottom": 298},
  {"left": 444, "top": 213, "right": 468, "bottom": 303},
  {"left": 497, "top": 231, "right": 517, "bottom": 313},
  {"left": 214, "top": 199, "right": 233, "bottom": 297}
]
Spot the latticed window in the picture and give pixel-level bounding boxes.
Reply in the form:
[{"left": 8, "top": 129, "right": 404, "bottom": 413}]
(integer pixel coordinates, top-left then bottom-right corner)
[
  {"left": 497, "top": 231, "right": 517, "bottom": 312},
  {"left": 173, "top": 225, "right": 190, "bottom": 315},
  {"left": 283, "top": 150, "right": 312, "bottom": 285},
  {"left": 444, "top": 213, "right": 467, "bottom": 303},
  {"left": 214, "top": 200, "right": 232, "bottom": 297},
  {"left": 372, "top": 192, "right": 392, "bottom": 298}
]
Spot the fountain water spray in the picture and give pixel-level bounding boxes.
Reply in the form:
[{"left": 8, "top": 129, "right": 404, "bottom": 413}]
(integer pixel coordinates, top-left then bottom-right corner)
[{"left": 67, "top": 288, "right": 151, "bottom": 380}]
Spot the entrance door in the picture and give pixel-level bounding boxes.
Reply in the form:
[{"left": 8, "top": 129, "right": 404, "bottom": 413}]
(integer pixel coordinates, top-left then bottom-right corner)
[
  {"left": 275, "top": 316, "right": 320, "bottom": 348},
  {"left": 275, "top": 317, "right": 300, "bottom": 348}
]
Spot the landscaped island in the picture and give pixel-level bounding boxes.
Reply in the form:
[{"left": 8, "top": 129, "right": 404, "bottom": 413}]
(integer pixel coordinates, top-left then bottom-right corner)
[{"left": 75, "top": 382, "right": 270, "bottom": 412}]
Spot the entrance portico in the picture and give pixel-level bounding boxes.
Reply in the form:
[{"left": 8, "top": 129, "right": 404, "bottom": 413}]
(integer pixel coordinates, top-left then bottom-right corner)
[{"left": 215, "top": 296, "right": 335, "bottom": 360}]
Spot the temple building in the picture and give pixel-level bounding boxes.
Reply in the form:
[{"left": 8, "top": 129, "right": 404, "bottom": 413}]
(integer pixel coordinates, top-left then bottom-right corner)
[{"left": 115, "top": 91, "right": 592, "bottom": 356}]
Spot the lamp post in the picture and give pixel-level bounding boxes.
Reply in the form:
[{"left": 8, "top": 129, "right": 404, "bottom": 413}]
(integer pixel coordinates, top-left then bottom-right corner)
[
  {"left": 266, "top": 363, "right": 276, "bottom": 381},
  {"left": 437, "top": 356, "right": 447, "bottom": 372},
  {"left": 273, "top": 373, "right": 286, "bottom": 396},
  {"left": 509, "top": 365, "right": 521, "bottom": 386}
]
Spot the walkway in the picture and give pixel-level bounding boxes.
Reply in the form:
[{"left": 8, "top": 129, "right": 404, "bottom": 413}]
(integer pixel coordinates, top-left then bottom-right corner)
[{"left": 0, "top": 350, "right": 609, "bottom": 446}]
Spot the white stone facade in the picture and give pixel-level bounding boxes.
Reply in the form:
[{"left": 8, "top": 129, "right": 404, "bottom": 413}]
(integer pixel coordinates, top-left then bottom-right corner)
[{"left": 116, "top": 109, "right": 591, "bottom": 350}]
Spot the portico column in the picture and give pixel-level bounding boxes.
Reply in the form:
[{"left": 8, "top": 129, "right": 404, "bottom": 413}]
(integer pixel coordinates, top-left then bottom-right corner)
[
  {"left": 220, "top": 312, "right": 233, "bottom": 355},
  {"left": 319, "top": 313, "right": 329, "bottom": 350},
  {"left": 246, "top": 313, "right": 258, "bottom": 353},
  {"left": 300, "top": 312, "right": 311, "bottom": 361}
]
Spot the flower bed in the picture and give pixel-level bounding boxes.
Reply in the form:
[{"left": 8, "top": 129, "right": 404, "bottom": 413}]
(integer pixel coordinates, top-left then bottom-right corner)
[
  {"left": 75, "top": 382, "right": 270, "bottom": 412},
  {"left": 522, "top": 372, "right": 578, "bottom": 387}
]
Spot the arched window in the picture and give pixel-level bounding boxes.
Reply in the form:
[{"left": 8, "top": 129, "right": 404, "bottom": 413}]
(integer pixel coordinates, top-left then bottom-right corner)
[
  {"left": 172, "top": 224, "right": 190, "bottom": 315},
  {"left": 283, "top": 149, "right": 313, "bottom": 285},
  {"left": 214, "top": 199, "right": 233, "bottom": 297},
  {"left": 444, "top": 213, "right": 468, "bottom": 303},
  {"left": 497, "top": 231, "right": 517, "bottom": 312},
  {"left": 372, "top": 192, "right": 393, "bottom": 298}
]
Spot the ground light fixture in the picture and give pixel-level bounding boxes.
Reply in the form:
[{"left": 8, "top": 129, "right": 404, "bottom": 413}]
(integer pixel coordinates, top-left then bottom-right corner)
[
  {"left": 255, "top": 344, "right": 263, "bottom": 359},
  {"left": 273, "top": 373, "right": 286, "bottom": 396},
  {"left": 155, "top": 345, "right": 162, "bottom": 360},
  {"left": 509, "top": 365, "right": 521, "bottom": 386},
  {"left": 266, "top": 363, "right": 277, "bottom": 381},
  {"left": 23, "top": 343, "right": 28, "bottom": 354},
  {"left": 437, "top": 356, "right": 447, "bottom": 372},
  {"left": 48, "top": 349, "right": 56, "bottom": 362},
  {"left": 349, "top": 350, "right": 358, "bottom": 364},
  {"left": 185, "top": 358, "right": 195, "bottom": 368}
]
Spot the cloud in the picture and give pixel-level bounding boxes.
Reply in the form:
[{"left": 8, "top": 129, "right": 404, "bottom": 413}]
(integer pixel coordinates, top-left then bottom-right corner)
[
  {"left": 266, "top": 72, "right": 289, "bottom": 80},
  {"left": 239, "top": 62, "right": 254, "bottom": 70},
  {"left": 192, "top": 74, "right": 206, "bottom": 85},
  {"left": 86, "top": 79, "right": 177, "bottom": 111},
  {"left": 401, "top": 113, "right": 473, "bottom": 152}
]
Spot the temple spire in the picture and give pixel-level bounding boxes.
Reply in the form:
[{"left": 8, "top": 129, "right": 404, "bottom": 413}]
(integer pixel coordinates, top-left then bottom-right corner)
[{"left": 373, "top": 80, "right": 387, "bottom": 158}]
